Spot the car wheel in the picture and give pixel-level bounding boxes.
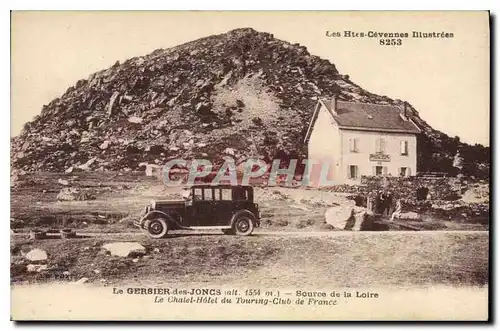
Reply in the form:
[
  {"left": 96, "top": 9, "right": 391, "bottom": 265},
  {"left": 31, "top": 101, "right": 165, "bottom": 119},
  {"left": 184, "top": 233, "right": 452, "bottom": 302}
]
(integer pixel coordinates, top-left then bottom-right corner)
[
  {"left": 221, "top": 229, "right": 234, "bottom": 235},
  {"left": 232, "top": 215, "right": 255, "bottom": 236},
  {"left": 144, "top": 217, "right": 169, "bottom": 239}
]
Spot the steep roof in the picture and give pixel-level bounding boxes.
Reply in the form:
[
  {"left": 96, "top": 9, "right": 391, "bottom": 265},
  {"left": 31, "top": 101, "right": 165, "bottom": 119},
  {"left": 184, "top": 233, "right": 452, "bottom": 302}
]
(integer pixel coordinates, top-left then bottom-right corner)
[{"left": 320, "top": 99, "right": 421, "bottom": 134}]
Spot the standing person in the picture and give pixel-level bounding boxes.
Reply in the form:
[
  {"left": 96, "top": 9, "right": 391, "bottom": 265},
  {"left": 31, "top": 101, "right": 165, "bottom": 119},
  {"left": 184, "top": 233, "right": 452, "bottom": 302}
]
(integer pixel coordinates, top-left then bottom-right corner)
[
  {"left": 379, "top": 191, "right": 386, "bottom": 216},
  {"left": 367, "top": 191, "right": 374, "bottom": 212},
  {"left": 385, "top": 191, "right": 394, "bottom": 216},
  {"left": 374, "top": 190, "right": 382, "bottom": 215},
  {"left": 391, "top": 199, "right": 402, "bottom": 221},
  {"left": 381, "top": 190, "right": 388, "bottom": 215}
]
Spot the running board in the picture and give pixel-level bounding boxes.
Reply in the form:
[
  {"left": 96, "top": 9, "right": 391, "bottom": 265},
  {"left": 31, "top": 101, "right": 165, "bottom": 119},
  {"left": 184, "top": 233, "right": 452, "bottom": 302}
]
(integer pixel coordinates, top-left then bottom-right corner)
[{"left": 186, "top": 226, "right": 232, "bottom": 230}]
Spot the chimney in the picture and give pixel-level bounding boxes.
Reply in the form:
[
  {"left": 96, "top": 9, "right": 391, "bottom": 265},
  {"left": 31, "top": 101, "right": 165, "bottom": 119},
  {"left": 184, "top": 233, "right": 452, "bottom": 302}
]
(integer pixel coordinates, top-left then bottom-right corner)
[{"left": 330, "top": 95, "right": 338, "bottom": 114}]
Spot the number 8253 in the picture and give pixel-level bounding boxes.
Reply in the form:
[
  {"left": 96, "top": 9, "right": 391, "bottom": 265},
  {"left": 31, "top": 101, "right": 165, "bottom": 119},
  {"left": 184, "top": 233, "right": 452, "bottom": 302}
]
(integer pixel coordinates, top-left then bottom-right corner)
[{"left": 379, "top": 38, "right": 403, "bottom": 46}]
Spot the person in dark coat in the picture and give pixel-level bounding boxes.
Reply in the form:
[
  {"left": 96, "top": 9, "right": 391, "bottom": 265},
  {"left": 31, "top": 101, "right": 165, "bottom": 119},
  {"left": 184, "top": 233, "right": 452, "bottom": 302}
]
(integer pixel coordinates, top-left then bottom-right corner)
[
  {"left": 374, "top": 190, "right": 382, "bottom": 214},
  {"left": 384, "top": 191, "right": 394, "bottom": 216},
  {"left": 416, "top": 187, "right": 429, "bottom": 201}
]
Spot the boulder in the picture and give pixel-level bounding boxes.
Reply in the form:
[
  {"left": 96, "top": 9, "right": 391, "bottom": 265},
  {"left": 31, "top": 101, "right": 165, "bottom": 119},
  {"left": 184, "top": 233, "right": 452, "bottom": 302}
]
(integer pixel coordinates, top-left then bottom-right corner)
[
  {"left": 26, "top": 264, "right": 48, "bottom": 273},
  {"left": 224, "top": 148, "right": 235, "bottom": 156},
  {"left": 348, "top": 210, "right": 378, "bottom": 231},
  {"left": 99, "top": 140, "right": 110, "bottom": 150},
  {"left": 391, "top": 211, "right": 422, "bottom": 221},
  {"left": 57, "top": 178, "right": 69, "bottom": 186},
  {"left": 325, "top": 203, "right": 370, "bottom": 231},
  {"left": 79, "top": 157, "right": 97, "bottom": 171},
  {"left": 11, "top": 173, "right": 20, "bottom": 187},
  {"left": 107, "top": 91, "right": 120, "bottom": 117},
  {"left": 128, "top": 116, "right": 143, "bottom": 124},
  {"left": 195, "top": 102, "right": 211, "bottom": 114},
  {"left": 145, "top": 164, "right": 162, "bottom": 177},
  {"left": 25, "top": 248, "right": 48, "bottom": 262},
  {"left": 57, "top": 187, "right": 94, "bottom": 201},
  {"left": 56, "top": 187, "right": 80, "bottom": 201},
  {"left": 102, "top": 242, "right": 146, "bottom": 257}
]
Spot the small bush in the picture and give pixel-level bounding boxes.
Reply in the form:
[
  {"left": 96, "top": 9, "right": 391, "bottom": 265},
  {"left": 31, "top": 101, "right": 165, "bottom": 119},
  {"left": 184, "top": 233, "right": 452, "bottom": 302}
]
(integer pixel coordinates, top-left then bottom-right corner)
[
  {"left": 318, "top": 222, "right": 334, "bottom": 231},
  {"left": 273, "top": 219, "right": 289, "bottom": 227},
  {"left": 296, "top": 219, "right": 315, "bottom": 229}
]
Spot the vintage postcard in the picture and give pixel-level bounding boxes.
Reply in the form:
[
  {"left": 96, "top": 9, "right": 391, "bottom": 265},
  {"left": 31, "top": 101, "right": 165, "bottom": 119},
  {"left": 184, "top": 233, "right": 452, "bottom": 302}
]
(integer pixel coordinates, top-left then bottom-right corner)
[{"left": 10, "top": 11, "right": 490, "bottom": 321}]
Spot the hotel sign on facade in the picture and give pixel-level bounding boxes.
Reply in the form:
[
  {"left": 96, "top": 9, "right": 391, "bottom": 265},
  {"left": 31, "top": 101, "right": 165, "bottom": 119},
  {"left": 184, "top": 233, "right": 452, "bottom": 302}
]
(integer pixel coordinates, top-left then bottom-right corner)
[{"left": 369, "top": 152, "right": 391, "bottom": 162}]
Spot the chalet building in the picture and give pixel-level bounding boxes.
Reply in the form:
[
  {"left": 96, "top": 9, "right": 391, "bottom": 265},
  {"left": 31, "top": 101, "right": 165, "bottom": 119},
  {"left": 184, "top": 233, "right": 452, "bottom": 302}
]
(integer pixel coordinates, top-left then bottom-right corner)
[{"left": 304, "top": 97, "right": 421, "bottom": 185}]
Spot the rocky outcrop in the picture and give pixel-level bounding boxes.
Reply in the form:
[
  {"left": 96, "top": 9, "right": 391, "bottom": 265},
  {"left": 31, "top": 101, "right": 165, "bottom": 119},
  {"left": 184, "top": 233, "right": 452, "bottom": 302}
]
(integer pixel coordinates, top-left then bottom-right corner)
[
  {"left": 25, "top": 248, "right": 48, "bottom": 262},
  {"left": 324, "top": 203, "right": 375, "bottom": 231}
]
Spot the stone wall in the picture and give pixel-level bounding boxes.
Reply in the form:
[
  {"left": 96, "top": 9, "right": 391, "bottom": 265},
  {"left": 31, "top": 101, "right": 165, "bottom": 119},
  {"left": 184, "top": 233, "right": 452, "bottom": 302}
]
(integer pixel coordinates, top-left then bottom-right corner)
[
  {"left": 326, "top": 176, "right": 489, "bottom": 222},
  {"left": 328, "top": 176, "right": 472, "bottom": 201},
  {"left": 359, "top": 176, "right": 465, "bottom": 201}
]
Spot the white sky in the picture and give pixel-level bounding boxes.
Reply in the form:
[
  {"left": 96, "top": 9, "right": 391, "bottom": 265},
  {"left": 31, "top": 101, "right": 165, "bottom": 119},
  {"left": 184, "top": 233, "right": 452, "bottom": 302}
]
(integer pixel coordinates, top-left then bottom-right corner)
[{"left": 11, "top": 11, "right": 490, "bottom": 146}]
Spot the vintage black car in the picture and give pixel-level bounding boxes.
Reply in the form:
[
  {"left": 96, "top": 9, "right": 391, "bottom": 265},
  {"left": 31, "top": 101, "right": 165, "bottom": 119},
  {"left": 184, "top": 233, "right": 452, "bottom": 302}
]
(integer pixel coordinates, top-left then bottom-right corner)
[{"left": 134, "top": 185, "right": 260, "bottom": 238}]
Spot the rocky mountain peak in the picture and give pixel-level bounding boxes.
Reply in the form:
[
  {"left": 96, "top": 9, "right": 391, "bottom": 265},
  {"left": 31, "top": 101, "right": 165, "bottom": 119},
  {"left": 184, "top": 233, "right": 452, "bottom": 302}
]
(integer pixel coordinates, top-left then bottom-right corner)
[{"left": 11, "top": 28, "right": 489, "bottom": 177}]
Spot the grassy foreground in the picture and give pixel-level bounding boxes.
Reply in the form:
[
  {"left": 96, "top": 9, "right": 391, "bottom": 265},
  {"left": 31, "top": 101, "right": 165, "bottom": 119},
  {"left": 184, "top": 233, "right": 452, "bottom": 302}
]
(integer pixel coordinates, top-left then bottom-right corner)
[{"left": 11, "top": 231, "right": 488, "bottom": 288}]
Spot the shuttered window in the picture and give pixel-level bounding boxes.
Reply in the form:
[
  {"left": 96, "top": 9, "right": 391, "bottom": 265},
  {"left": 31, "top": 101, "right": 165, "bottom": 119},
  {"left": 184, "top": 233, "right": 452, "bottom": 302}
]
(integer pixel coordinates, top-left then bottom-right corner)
[
  {"left": 399, "top": 167, "right": 407, "bottom": 177},
  {"left": 400, "top": 140, "right": 409, "bottom": 155},
  {"left": 399, "top": 167, "right": 412, "bottom": 177},
  {"left": 348, "top": 165, "right": 358, "bottom": 179},
  {"left": 373, "top": 166, "right": 387, "bottom": 176},
  {"left": 349, "top": 138, "right": 359, "bottom": 152},
  {"left": 375, "top": 138, "right": 386, "bottom": 153}
]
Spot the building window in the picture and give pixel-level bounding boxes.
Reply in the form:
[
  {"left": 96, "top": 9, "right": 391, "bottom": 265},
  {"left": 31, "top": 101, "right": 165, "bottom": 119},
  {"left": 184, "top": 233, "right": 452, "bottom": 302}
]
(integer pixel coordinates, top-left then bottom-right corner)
[
  {"left": 373, "top": 166, "right": 388, "bottom": 176},
  {"left": 349, "top": 138, "right": 359, "bottom": 152},
  {"left": 400, "top": 167, "right": 411, "bottom": 177},
  {"left": 349, "top": 165, "right": 358, "bottom": 179},
  {"left": 375, "top": 138, "right": 386, "bottom": 153},
  {"left": 400, "top": 140, "right": 408, "bottom": 155}
]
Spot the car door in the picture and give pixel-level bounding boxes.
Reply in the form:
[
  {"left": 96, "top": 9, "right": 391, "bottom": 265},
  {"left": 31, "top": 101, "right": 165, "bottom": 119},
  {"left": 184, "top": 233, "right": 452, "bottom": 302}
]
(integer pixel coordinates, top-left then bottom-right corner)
[
  {"left": 213, "top": 188, "right": 234, "bottom": 226},
  {"left": 192, "top": 187, "right": 217, "bottom": 226}
]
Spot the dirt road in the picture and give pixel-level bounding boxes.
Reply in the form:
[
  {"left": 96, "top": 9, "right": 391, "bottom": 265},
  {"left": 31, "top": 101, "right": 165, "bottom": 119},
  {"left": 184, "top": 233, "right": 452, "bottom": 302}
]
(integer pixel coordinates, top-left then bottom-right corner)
[
  {"left": 12, "top": 229, "right": 489, "bottom": 238},
  {"left": 11, "top": 172, "right": 489, "bottom": 233}
]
